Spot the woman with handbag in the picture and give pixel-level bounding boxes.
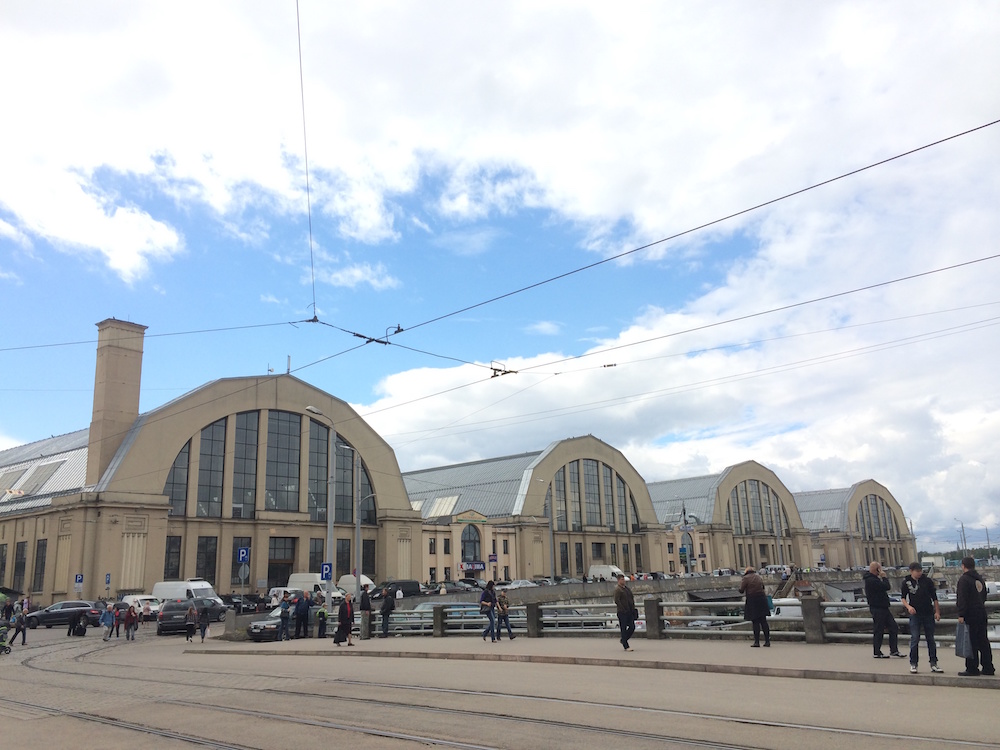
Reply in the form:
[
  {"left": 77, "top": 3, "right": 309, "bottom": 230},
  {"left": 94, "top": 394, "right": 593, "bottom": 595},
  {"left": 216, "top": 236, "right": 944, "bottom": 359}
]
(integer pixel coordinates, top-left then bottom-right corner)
[
  {"left": 480, "top": 581, "right": 498, "bottom": 642},
  {"left": 334, "top": 593, "right": 354, "bottom": 646},
  {"left": 740, "top": 566, "right": 771, "bottom": 647}
]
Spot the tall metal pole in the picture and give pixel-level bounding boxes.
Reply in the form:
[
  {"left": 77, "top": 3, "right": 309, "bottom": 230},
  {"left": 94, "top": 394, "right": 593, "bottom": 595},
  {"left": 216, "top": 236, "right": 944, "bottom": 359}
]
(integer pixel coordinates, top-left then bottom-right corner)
[{"left": 985, "top": 525, "right": 991, "bottom": 562}]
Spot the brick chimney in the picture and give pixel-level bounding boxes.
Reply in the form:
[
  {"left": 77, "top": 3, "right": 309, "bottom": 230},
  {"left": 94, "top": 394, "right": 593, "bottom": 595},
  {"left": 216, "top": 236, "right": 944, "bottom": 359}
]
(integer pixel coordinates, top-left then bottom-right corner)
[{"left": 86, "top": 318, "right": 147, "bottom": 485}]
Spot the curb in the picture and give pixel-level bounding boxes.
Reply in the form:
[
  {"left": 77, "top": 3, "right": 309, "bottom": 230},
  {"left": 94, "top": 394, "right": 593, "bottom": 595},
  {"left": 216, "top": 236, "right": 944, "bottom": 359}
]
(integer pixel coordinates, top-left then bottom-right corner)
[{"left": 193, "top": 647, "right": 1000, "bottom": 689}]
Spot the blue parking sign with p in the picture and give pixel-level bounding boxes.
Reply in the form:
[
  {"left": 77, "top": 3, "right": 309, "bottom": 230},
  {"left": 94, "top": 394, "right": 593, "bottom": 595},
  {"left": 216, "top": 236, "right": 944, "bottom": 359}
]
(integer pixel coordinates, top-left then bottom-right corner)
[
  {"left": 237, "top": 547, "right": 250, "bottom": 564},
  {"left": 320, "top": 562, "right": 332, "bottom": 581},
  {"left": 106, "top": 573, "right": 111, "bottom": 586},
  {"left": 75, "top": 574, "right": 84, "bottom": 584}
]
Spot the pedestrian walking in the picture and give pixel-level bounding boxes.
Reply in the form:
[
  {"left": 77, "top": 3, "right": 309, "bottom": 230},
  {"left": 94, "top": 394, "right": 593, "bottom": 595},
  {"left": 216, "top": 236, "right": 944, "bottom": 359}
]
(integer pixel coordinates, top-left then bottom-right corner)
[
  {"left": 900, "top": 562, "right": 942, "bottom": 673},
  {"left": 198, "top": 604, "right": 210, "bottom": 643},
  {"left": 956, "top": 557, "right": 995, "bottom": 677},
  {"left": 863, "top": 561, "right": 903, "bottom": 659},
  {"left": 184, "top": 603, "right": 198, "bottom": 643},
  {"left": 379, "top": 588, "right": 395, "bottom": 638},
  {"left": 740, "top": 566, "right": 771, "bottom": 647},
  {"left": 8, "top": 609, "right": 27, "bottom": 646},
  {"left": 496, "top": 589, "right": 516, "bottom": 640},
  {"left": 141, "top": 601, "right": 151, "bottom": 626},
  {"left": 614, "top": 574, "right": 636, "bottom": 651},
  {"left": 278, "top": 592, "right": 292, "bottom": 641},
  {"left": 99, "top": 604, "right": 115, "bottom": 641},
  {"left": 334, "top": 593, "right": 354, "bottom": 646},
  {"left": 124, "top": 605, "right": 139, "bottom": 641},
  {"left": 480, "top": 581, "right": 498, "bottom": 643},
  {"left": 359, "top": 584, "right": 372, "bottom": 639},
  {"left": 112, "top": 605, "right": 122, "bottom": 638}
]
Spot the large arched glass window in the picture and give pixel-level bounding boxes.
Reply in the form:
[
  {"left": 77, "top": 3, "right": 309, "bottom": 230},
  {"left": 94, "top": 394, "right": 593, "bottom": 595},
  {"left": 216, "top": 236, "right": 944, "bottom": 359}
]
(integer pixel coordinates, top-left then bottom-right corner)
[
  {"left": 461, "top": 525, "right": 481, "bottom": 562},
  {"left": 265, "top": 410, "right": 301, "bottom": 511},
  {"left": 197, "top": 418, "right": 226, "bottom": 518},
  {"left": 164, "top": 440, "right": 190, "bottom": 517}
]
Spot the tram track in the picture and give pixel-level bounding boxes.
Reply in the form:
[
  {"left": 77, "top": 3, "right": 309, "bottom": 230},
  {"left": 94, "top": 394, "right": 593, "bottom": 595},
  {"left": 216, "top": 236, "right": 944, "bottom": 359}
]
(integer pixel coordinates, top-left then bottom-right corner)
[{"left": 9, "top": 637, "right": 998, "bottom": 750}]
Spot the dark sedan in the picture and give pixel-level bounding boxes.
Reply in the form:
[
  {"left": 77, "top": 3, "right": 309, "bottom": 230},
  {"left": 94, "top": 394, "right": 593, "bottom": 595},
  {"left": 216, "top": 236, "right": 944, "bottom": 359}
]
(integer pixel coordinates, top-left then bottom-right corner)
[
  {"left": 25, "top": 600, "right": 102, "bottom": 629},
  {"left": 246, "top": 604, "right": 324, "bottom": 642},
  {"left": 156, "top": 598, "right": 226, "bottom": 635}
]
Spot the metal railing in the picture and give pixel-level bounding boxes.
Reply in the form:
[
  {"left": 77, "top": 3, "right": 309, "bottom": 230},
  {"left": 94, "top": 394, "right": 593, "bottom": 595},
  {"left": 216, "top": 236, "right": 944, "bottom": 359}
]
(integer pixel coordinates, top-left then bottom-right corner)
[{"left": 820, "top": 600, "right": 1000, "bottom": 643}]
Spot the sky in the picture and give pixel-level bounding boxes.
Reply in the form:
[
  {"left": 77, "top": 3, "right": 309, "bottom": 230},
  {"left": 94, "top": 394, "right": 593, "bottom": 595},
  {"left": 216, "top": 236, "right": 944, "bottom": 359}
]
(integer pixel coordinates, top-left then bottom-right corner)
[{"left": 2, "top": 2, "right": 999, "bottom": 555}]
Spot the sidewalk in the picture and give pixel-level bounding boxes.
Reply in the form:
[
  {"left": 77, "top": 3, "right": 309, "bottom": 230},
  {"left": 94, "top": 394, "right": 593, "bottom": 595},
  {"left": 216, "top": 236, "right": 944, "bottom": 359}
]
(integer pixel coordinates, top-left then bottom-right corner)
[{"left": 197, "top": 633, "right": 1000, "bottom": 690}]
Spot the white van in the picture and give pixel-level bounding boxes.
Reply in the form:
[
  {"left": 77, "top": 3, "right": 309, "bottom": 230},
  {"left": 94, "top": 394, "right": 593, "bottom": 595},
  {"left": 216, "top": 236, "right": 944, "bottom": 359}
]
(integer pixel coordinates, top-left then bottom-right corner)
[
  {"left": 287, "top": 573, "right": 324, "bottom": 592},
  {"left": 152, "top": 578, "right": 220, "bottom": 605},
  {"left": 770, "top": 597, "right": 801, "bottom": 619},
  {"left": 337, "top": 573, "right": 376, "bottom": 595},
  {"left": 120, "top": 595, "right": 161, "bottom": 620},
  {"left": 587, "top": 564, "right": 625, "bottom": 582}
]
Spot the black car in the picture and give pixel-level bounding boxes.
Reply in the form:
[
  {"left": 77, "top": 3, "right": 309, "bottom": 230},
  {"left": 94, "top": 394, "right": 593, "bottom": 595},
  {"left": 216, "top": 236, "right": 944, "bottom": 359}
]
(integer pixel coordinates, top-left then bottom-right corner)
[
  {"left": 246, "top": 603, "right": 324, "bottom": 642},
  {"left": 25, "top": 600, "right": 102, "bottom": 629},
  {"left": 371, "top": 580, "right": 422, "bottom": 599},
  {"left": 156, "top": 598, "right": 226, "bottom": 635}
]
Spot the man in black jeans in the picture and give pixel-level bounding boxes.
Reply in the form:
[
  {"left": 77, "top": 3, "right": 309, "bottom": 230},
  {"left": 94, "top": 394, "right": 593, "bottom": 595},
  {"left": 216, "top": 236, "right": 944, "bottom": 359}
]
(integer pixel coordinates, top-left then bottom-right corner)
[
  {"left": 901, "top": 562, "right": 941, "bottom": 674},
  {"left": 863, "top": 561, "right": 903, "bottom": 659},
  {"left": 614, "top": 574, "right": 636, "bottom": 651},
  {"left": 956, "top": 557, "right": 995, "bottom": 676},
  {"left": 379, "top": 588, "right": 395, "bottom": 638}
]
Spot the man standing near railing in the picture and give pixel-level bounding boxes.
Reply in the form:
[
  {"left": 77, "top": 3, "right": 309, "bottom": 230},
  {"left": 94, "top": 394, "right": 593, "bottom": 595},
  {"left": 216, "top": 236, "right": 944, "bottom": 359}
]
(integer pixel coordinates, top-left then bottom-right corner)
[
  {"left": 614, "top": 574, "right": 636, "bottom": 652},
  {"left": 900, "top": 562, "right": 942, "bottom": 674},
  {"left": 863, "top": 561, "right": 903, "bottom": 659},
  {"left": 956, "top": 557, "right": 994, "bottom": 677}
]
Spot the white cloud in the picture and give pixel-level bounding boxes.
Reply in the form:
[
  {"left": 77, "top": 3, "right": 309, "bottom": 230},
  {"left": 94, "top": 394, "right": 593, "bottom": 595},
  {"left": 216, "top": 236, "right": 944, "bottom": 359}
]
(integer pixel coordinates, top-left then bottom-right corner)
[
  {"left": 431, "top": 227, "right": 504, "bottom": 257},
  {"left": 525, "top": 321, "right": 561, "bottom": 336},
  {"left": 316, "top": 262, "right": 400, "bottom": 291}
]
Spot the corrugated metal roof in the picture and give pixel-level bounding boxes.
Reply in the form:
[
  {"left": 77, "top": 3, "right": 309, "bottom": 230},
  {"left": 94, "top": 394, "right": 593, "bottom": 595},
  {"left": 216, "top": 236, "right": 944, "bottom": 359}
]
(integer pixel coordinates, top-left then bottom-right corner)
[
  {"left": 403, "top": 451, "right": 542, "bottom": 519},
  {"left": 0, "top": 431, "right": 90, "bottom": 514},
  {"left": 0, "top": 429, "right": 89, "bottom": 469},
  {"left": 647, "top": 473, "right": 722, "bottom": 526},
  {"left": 795, "top": 488, "right": 852, "bottom": 531}
]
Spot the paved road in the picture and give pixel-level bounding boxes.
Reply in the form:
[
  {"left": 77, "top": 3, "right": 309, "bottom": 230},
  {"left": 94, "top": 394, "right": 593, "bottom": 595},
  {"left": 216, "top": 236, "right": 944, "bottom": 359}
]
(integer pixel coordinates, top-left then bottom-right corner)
[{"left": 2, "top": 625, "right": 996, "bottom": 749}]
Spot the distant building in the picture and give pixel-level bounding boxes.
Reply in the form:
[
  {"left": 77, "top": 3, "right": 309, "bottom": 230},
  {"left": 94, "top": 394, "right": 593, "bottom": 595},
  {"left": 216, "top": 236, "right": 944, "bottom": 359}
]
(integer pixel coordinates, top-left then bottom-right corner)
[{"left": 0, "top": 319, "right": 917, "bottom": 604}]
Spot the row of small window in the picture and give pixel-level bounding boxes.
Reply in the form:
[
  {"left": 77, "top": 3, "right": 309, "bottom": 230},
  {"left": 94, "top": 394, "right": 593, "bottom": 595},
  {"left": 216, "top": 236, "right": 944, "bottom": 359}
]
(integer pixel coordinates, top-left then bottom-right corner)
[
  {"left": 735, "top": 541, "right": 793, "bottom": 570},
  {"left": 427, "top": 526, "right": 510, "bottom": 561},
  {"left": 163, "top": 410, "right": 375, "bottom": 522},
  {"left": 549, "top": 461, "right": 642, "bottom": 533},
  {"left": 427, "top": 566, "right": 511, "bottom": 583},
  {"left": 162, "top": 534, "right": 376, "bottom": 587},
  {"left": 558, "top": 541, "right": 643, "bottom": 575},
  {"left": 0, "top": 540, "right": 47, "bottom": 594}
]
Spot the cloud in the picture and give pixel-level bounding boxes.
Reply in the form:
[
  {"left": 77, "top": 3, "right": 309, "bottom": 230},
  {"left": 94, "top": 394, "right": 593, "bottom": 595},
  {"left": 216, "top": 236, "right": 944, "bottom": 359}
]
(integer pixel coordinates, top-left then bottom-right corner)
[
  {"left": 316, "top": 262, "right": 400, "bottom": 291},
  {"left": 525, "top": 320, "right": 561, "bottom": 336},
  {"left": 260, "top": 293, "right": 282, "bottom": 304},
  {"left": 431, "top": 226, "right": 504, "bottom": 257}
]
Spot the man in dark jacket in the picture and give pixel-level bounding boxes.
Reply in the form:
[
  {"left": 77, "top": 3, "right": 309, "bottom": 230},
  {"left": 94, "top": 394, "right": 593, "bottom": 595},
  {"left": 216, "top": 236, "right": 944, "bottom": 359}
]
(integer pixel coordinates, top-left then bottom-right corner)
[
  {"left": 863, "top": 561, "right": 902, "bottom": 658},
  {"left": 614, "top": 574, "right": 636, "bottom": 651},
  {"left": 379, "top": 588, "right": 395, "bottom": 638},
  {"left": 956, "top": 557, "right": 994, "bottom": 676},
  {"left": 293, "top": 591, "right": 311, "bottom": 639},
  {"left": 901, "top": 562, "right": 941, "bottom": 674}
]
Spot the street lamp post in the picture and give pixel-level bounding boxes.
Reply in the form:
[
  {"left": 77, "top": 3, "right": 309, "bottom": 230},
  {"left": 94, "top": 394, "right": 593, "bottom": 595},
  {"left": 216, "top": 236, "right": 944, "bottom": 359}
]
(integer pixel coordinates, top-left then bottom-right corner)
[{"left": 955, "top": 517, "right": 968, "bottom": 557}]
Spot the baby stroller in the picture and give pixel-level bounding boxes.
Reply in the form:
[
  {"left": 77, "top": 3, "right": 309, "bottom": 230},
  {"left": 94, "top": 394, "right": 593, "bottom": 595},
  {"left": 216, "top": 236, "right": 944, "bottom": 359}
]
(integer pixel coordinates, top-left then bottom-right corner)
[{"left": 0, "top": 623, "right": 11, "bottom": 655}]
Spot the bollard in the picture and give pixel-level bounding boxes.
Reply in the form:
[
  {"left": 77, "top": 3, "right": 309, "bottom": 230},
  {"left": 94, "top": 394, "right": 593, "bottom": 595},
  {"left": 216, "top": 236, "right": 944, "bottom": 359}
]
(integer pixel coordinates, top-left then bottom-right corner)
[
  {"left": 525, "top": 602, "right": 544, "bottom": 637},
  {"left": 800, "top": 595, "right": 826, "bottom": 644},
  {"left": 433, "top": 604, "right": 447, "bottom": 637},
  {"left": 643, "top": 598, "right": 663, "bottom": 639}
]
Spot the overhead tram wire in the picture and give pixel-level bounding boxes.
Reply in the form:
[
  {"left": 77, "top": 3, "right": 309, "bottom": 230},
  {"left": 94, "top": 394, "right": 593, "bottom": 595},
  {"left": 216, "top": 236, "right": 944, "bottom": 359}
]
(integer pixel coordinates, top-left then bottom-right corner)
[
  {"left": 518, "top": 252, "right": 1000, "bottom": 374},
  {"left": 295, "top": 0, "right": 319, "bottom": 318},
  {"left": 390, "top": 117, "right": 1000, "bottom": 339}
]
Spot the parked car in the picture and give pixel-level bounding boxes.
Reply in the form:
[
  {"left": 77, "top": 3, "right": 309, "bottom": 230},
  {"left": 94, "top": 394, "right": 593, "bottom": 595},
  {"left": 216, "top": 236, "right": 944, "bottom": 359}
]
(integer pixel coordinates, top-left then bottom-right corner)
[
  {"left": 246, "top": 604, "right": 326, "bottom": 642},
  {"left": 25, "top": 600, "right": 103, "bottom": 629},
  {"left": 459, "top": 578, "right": 487, "bottom": 589},
  {"left": 120, "top": 594, "right": 161, "bottom": 621},
  {"left": 156, "top": 597, "right": 227, "bottom": 635},
  {"left": 370, "top": 580, "right": 422, "bottom": 599},
  {"left": 501, "top": 579, "right": 538, "bottom": 590}
]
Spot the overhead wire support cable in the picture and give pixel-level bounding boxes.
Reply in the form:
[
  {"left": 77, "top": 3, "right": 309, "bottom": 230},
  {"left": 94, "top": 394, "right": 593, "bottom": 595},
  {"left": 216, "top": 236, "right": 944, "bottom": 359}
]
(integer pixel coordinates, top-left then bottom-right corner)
[
  {"left": 295, "top": 0, "right": 318, "bottom": 317},
  {"left": 398, "top": 117, "right": 1000, "bottom": 336}
]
